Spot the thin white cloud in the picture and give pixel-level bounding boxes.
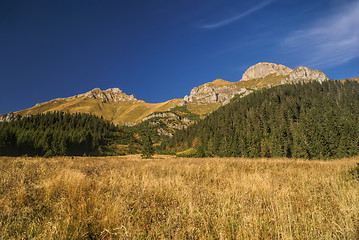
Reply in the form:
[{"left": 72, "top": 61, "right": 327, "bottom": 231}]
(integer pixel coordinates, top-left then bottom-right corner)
[
  {"left": 283, "top": 1, "right": 359, "bottom": 68},
  {"left": 199, "top": 0, "right": 273, "bottom": 29}
]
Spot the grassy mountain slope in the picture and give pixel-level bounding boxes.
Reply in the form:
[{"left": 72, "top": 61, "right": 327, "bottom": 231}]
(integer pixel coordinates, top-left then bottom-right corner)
[{"left": 16, "top": 96, "right": 182, "bottom": 125}]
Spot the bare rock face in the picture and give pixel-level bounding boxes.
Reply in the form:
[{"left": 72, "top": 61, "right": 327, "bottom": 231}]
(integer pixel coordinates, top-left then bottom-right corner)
[
  {"left": 283, "top": 66, "right": 328, "bottom": 84},
  {"left": 82, "top": 88, "right": 140, "bottom": 103},
  {"left": 142, "top": 112, "right": 178, "bottom": 122},
  {"left": 241, "top": 62, "right": 292, "bottom": 81},
  {"left": 157, "top": 128, "right": 173, "bottom": 137},
  {"left": 180, "top": 79, "right": 252, "bottom": 105},
  {"left": 0, "top": 113, "right": 21, "bottom": 122},
  {"left": 183, "top": 84, "right": 219, "bottom": 104}
]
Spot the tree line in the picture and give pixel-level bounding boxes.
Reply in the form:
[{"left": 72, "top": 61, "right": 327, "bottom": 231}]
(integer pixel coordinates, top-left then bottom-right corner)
[
  {"left": 164, "top": 80, "right": 359, "bottom": 159},
  {"left": 0, "top": 112, "right": 132, "bottom": 157}
]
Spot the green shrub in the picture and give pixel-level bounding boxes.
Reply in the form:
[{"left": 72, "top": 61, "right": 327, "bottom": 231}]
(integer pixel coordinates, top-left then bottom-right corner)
[
  {"left": 176, "top": 148, "right": 197, "bottom": 157},
  {"left": 349, "top": 163, "right": 359, "bottom": 179}
]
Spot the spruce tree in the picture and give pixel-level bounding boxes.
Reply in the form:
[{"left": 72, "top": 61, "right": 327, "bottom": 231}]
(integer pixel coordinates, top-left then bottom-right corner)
[
  {"left": 141, "top": 134, "right": 154, "bottom": 158},
  {"left": 128, "top": 139, "right": 136, "bottom": 154}
]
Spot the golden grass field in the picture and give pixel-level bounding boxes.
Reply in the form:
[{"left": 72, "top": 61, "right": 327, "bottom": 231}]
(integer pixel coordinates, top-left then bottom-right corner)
[{"left": 1, "top": 155, "right": 358, "bottom": 239}]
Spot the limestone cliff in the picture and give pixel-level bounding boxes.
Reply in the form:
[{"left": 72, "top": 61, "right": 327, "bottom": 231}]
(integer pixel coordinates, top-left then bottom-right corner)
[
  {"left": 282, "top": 66, "right": 328, "bottom": 84},
  {"left": 180, "top": 79, "right": 252, "bottom": 106},
  {"left": 80, "top": 88, "right": 141, "bottom": 103},
  {"left": 0, "top": 113, "right": 21, "bottom": 122},
  {"left": 241, "top": 62, "right": 292, "bottom": 81}
]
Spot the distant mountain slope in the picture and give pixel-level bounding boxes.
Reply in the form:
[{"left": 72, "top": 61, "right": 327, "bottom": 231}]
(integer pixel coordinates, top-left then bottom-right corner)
[
  {"left": 342, "top": 77, "right": 359, "bottom": 82},
  {"left": 165, "top": 80, "right": 359, "bottom": 159},
  {"left": 16, "top": 88, "right": 182, "bottom": 125}
]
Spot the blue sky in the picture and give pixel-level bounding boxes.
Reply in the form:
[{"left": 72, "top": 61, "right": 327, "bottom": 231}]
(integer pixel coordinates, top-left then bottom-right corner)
[{"left": 1, "top": 0, "right": 359, "bottom": 114}]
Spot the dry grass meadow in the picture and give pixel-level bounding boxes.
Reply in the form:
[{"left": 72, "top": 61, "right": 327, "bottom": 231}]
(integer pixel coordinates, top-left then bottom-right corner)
[{"left": 0, "top": 155, "right": 358, "bottom": 239}]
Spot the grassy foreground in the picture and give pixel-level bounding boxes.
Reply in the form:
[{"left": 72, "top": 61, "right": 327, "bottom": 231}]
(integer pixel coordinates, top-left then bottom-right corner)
[{"left": 0, "top": 155, "right": 358, "bottom": 239}]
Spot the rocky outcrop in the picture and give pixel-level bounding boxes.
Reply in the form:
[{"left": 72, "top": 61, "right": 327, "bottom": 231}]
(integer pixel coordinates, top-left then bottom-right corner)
[
  {"left": 41, "top": 88, "right": 142, "bottom": 106},
  {"left": 184, "top": 84, "right": 219, "bottom": 103},
  {"left": 157, "top": 128, "right": 173, "bottom": 137},
  {"left": 0, "top": 113, "right": 21, "bottom": 122},
  {"left": 180, "top": 79, "right": 253, "bottom": 105},
  {"left": 142, "top": 112, "right": 192, "bottom": 128},
  {"left": 242, "top": 62, "right": 328, "bottom": 84},
  {"left": 168, "top": 122, "right": 188, "bottom": 130},
  {"left": 283, "top": 66, "right": 328, "bottom": 84},
  {"left": 80, "top": 88, "right": 141, "bottom": 103},
  {"left": 123, "top": 122, "right": 137, "bottom": 127},
  {"left": 142, "top": 112, "right": 178, "bottom": 122},
  {"left": 140, "top": 111, "right": 193, "bottom": 137},
  {"left": 241, "top": 62, "right": 292, "bottom": 81}
]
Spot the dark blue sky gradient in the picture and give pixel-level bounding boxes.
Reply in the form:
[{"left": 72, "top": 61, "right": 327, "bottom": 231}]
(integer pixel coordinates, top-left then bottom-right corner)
[{"left": 1, "top": 0, "right": 358, "bottom": 113}]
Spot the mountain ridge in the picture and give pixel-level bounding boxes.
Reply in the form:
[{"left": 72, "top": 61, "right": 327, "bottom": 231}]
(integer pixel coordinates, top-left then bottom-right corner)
[{"left": 2, "top": 62, "right": 341, "bottom": 126}]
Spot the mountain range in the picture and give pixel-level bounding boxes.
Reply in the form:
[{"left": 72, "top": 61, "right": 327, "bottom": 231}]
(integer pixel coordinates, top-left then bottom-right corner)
[
  {"left": 2, "top": 62, "right": 359, "bottom": 158},
  {"left": 0, "top": 62, "right": 359, "bottom": 139},
  {"left": 1, "top": 62, "right": 356, "bottom": 133}
]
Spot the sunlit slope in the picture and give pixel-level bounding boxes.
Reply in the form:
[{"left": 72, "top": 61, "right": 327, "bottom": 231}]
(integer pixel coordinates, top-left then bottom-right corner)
[{"left": 17, "top": 96, "right": 182, "bottom": 125}]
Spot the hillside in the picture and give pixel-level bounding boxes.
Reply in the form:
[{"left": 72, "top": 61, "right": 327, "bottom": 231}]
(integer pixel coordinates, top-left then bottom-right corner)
[
  {"left": 165, "top": 80, "right": 359, "bottom": 159},
  {"left": 15, "top": 88, "right": 182, "bottom": 125}
]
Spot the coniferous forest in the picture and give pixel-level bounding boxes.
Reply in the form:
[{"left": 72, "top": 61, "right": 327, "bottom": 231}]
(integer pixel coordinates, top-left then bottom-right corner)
[
  {"left": 164, "top": 80, "right": 359, "bottom": 159},
  {"left": 0, "top": 112, "right": 132, "bottom": 157},
  {"left": 2, "top": 81, "right": 359, "bottom": 159}
]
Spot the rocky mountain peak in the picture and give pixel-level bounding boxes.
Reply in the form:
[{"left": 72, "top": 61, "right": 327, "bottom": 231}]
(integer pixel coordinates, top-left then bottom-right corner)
[
  {"left": 283, "top": 66, "right": 328, "bottom": 84},
  {"left": 81, "top": 88, "right": 140, "bottom": 103},
  {"left": 105, "top": 88, "right": 122, "bottom": 93},
  {"left": 179, "top": 62, "right": 329, "bottom": 109},
  {"left": 180, "top": 80, "right": 250, "bottom": 106},
  {"left": 241, "top": 62, "right": 292, "bottom": 81}
]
